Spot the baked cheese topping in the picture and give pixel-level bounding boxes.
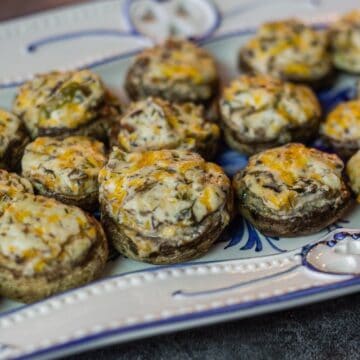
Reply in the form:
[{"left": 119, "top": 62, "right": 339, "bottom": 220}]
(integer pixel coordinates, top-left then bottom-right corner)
[
  {"left": 322, "top": 100, "right": 360, "bottom": 141},
  {"left": 99, "top": 149, "right": 231, "bottom": 241},
  {"left": 0, "top": 109, "right": 23, "bottom": 157},
  {"left": 0, "top": 194, "right": 98, "bottom": 276},
  {"left": 240, "top": 143, "right": 344, "bottom": 213},
  {"left": 220, "top": 75, "right": 320, "bottom": 141},
  {"left": 330, "top": 10, "right": 360, "bottom": 72},
  {"left": 13, "top": 70, "right": 105, "bottom": 137},
  {"left": 241, "top": 19, "right": 331, "bottom": 80},
  {"left": 22, "top": 136, "right": 106, "bottom": 196},
  {"left": 137, "top": 39, "right": 216, "bottom": 85},
  {"left": 128, "top": 38, "right": 218, "bottom": 102},
  {"left": 0, "top": 170, "right": 33, "bottom": 214},
  {"left": 347, "top": 150, "right": 360, "bottom": 202},
  {"left": 115, "top": 97, "right": 219, "bottom": 153}
]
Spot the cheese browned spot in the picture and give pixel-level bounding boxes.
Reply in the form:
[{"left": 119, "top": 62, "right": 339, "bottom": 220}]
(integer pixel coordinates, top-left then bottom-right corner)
[
  {"left": 99, "top": 149, "right": 231, "bottom": 255},
  {"left": 0, "top": 194, "right": 98, "bottom": 276},
  {"left": 322, "top": 100, "right": 360, "bottom": 143},
  {"left": 330, "top": 10, "right": 360, "bottom": 73},
  {"left": 0, "top": 170, "right": 33, "bottom": 213},
  {"left": 22, "top": 136, "right": 106, "bottom": 197},
  {"left": 126, "top": 38, "right": 218, "bottom": 103},
  {"left": 114, "top": 97, "right": 219, "bottom": 154},
  {"left": 237, "top": 143, "right": 344, "bottom": 215},
  {"left": 13, "top": 70, "right": 105, "bottom": 138},
  {"left": 240, "top": 19, "right": 332, "bottom": 81},
  {"left": 220, "top": 75, "right": 321, "bottom": 142},
  {"left": 347, "top": 150, "right": 360, "bottom": 202}
]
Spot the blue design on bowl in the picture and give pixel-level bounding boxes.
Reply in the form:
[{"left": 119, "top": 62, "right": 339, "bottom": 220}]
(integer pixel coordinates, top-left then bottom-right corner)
[
  {"left": 317, "top": 86, "right": 355, "bottom": 114},
  {"left": 221, "top": 218, "right": 285, "bottom": 253},
  {"left": 215, "top": 145, "right": 248, "bottom": 177}
]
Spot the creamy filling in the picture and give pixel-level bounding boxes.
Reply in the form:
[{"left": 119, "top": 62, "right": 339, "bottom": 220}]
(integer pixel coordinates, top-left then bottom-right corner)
[
  {"left": 0, "top": 109, "right": 22, "bottom": 157},
  {"left": 242, "top": 20, "right": 331, "bottom": 80},
  {"left": 13, "top": 70, "right": 106, "bottom": 137},
  {"left": 221, "top": 76, "right": 320, "bottom": 141},
  {"left": 0, "top": 195, "right": 97, "bottom": 276},
  {"left": 322, "top": 100, "right": 360, "bottom": 141},
  {"left": 240, "top": 144, "right": 344, "bottom": 216},
  {"left": 117, "top": 98, "right": 219, "bottom": 153},
  {"left": 99, "top": 150, "right": 230, "bottom": 241},
  {"left": 22, "top": 136, "right": 106, "bottom": 196}
]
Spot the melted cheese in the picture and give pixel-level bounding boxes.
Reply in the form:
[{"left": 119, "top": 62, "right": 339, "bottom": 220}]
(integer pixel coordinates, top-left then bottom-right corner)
[
  {"left": 129, "top": 38, "right": 217, "bottom": 102},
  {"left": 347, "top": 150, "right": 360, "bottom": 202},
  {"left": 0, "top": 170, "right": 33, "bottom": 214},
  {"left": 241, "top": 143, "right": 343, "bottom": 212},
  {"left": 115, "top": 97, "right": 219, "bottom": 153},
  {"left": 13, "top": 70, "right": 105, "bottom": 138},
  {"left": 0, "top": 109, "right": 23, "bottom": 157},
  {"left": 22, "top": 136, "right": 106, "bottom": 196},
  {"left": 322, "top": 100, "right": 360, "bottom": 141},
  {"left": 99, "top": 149, "right": 231, "bottom": 242},
  {"left": 141, "top": 40, "right": 215, "bottom": 84},
  {"left": 221, "top": 75, "right": 320, "bottom": 141},
  {"left": 241, "top": 19, "right": 331, "bottom": 80},
  {"left": 0, "top": 194, "right": 97, "bottom": 276},
  {"left": 330, "top": 10, "right": 360, "bottom": 72}
]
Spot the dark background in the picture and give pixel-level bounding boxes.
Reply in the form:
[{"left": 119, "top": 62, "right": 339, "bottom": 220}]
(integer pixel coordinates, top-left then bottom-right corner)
[{"left": 1, "top": 1, "right": 359, "bottom": 359}]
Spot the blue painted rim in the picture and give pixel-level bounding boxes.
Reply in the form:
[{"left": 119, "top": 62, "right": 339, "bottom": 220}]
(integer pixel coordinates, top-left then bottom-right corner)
[{"left": 14, "top": 276, "right": 360, "bottom": 360}]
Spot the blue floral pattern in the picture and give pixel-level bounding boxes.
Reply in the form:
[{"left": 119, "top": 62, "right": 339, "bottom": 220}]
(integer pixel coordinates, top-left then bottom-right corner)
[{"left": 222, "top": 218, "right": 285, "bottom": 253}]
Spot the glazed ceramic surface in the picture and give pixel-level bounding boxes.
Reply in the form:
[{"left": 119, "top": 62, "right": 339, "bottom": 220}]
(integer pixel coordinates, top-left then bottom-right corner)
[{"left": 0, "top": 1, "right": 359, "bottom": 359}]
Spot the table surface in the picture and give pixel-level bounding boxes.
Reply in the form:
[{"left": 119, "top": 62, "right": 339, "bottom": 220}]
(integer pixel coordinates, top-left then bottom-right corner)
[{"left": 1, "top": 1, "right": 359, "bottom": 359}]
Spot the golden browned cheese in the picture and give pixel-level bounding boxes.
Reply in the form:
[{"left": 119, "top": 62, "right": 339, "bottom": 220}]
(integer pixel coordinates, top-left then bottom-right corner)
[
  {"left": 126, "top": 38, "right": 218, "bottom": 103},
  {"left": 22, "top": 136, "right": 106, "bottom": 196},
  {"left": 99, "top": 149, "right": 232, "bottom": 255},
  {"left": 238, "top": 143, "right": 344, "bottom": 214},
  {"left": 13, "top": 70, "right": 106, "bottom": 138},
  {"left": 220, "top": 75, "right": 321, "bottom": 142},
  {"left": 0, "top": 194, "right": 99, "bottom": 276},
  {"left": 241, "top": 19, "right": 332, "bottom": 81},
  {"left": 330, "top": 10, "right": 360, "bottom": 73},
  {"left": 0, "top": 109, "right": 24, "bottom": 158},
  {"left": 322, "top": 100, "right": 360, "bottom": 142},
  {"left": 347, "top": 150, "right": 360, "bottom": 202},
  {"left": 114, "top": 97, "right": 219, "bottom": 153},
  {"left": 0, "top": 170, "right": 33, "bottom": 214}
]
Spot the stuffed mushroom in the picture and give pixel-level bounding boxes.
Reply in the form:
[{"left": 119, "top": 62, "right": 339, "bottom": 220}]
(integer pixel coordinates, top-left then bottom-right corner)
[
  {"left": 321, "top": 100, "right": 360, "bottom": 158},
  {"left": 239, "top": 19, "right": 333, "bottom": 88},
  {"left": 99, "top": 149, "right": 233, "bottom": 264},
  {"left": 0, "top": 109, "right": 30, "bottom": 171},
  {"left": 22, "top": 136, "right": 106, "bottom": 211},
  {"left": 233, "top": 143, "right": 351, "bottom": 237},
  {"left": 125, "top": 38, "right": 219, "bottom": 106},
  {"left": 0, "top": 194, "right": 108, "bottom": 303},
  {"left": 111, "top": 97, "right": 220, "bottom": 159},
  {"left": 220, "top": 75, "right": 321, "bottom": 155},
  {"left": 330, "top": 10, "right": 360, "bottom": 73},
  {"left": 346, "top": 149, "right": 360, "bottom": 202},
  {"left": 13, "top": 70, "right": 122, "bottom": 141}
]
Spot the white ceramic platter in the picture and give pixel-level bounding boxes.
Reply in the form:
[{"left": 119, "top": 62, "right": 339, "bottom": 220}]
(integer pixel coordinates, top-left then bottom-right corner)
[{"left": 0, "top": 1, "right": 360, "bottom": 359}]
